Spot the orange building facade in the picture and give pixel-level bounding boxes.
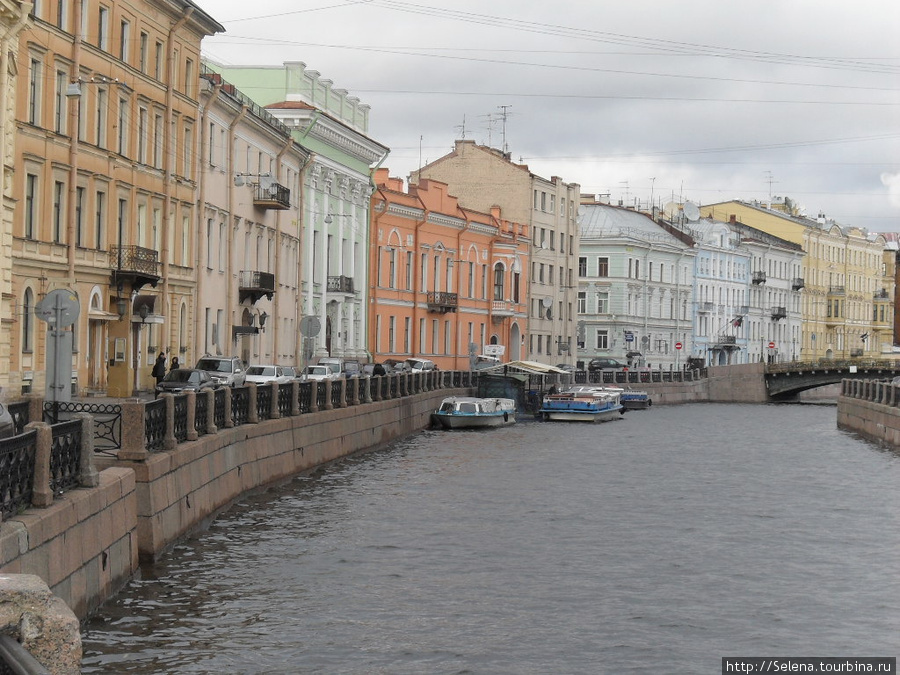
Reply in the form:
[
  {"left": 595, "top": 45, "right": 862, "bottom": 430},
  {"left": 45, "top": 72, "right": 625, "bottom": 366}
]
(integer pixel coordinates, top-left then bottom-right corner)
[{"left": 369, "top": 169, "right": 529, "bottom": 369}]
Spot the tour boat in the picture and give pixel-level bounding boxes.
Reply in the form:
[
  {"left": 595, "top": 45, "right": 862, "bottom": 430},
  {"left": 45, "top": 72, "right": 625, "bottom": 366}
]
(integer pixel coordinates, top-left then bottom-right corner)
[
  {"left": 432, "top": 396, "right": 517, "bottom": 429},
  {"left": 539, "top": 386, "right": 624, "bottom": 423},
  {"left": 606, "top": 386, "right": 652, "bottom": 410}
]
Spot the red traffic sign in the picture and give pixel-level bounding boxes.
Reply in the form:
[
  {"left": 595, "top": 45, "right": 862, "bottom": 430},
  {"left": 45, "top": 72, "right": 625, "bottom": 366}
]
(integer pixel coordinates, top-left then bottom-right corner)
[
  {"left": 768, "top": 341, "right": 776, "bottom": 349},
  {"left": 675, "top": 342, "right": 683, "bottom": 350}
]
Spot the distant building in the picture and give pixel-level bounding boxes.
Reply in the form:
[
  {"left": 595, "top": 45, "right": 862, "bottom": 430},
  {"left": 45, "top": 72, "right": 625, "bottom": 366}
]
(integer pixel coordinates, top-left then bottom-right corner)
[
  {"left": 370, "top": 171, "right": 529, "bottom": 367},
  {"left": 577, "top": 201, "right": 696, "bottom": 369},
  {"left": 412, "top": 140, "right": 580, "bottom": 367},
  {"left": 702, "top": 201, "right": 892, "bottom": 359}
]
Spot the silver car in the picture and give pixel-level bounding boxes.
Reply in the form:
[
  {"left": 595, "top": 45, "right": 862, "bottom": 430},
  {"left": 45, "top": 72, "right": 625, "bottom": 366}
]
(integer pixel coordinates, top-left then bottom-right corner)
[{"left": 195, "top": 356, "right": 247, "bottom": 387}]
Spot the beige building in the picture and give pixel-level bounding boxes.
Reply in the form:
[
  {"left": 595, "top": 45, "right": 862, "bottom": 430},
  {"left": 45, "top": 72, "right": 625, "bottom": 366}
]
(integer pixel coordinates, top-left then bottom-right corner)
[
  {"left": 11, "top": 1, "right": 222, "bottom": 397},
  {"left": 702, "top": 201, "right": 893, "bottom": 360},
  {"left": 0, "top": 1, "right": 31, "bottom": 395},
  {"left": 412, "top": 140, "right": 580, "bottom": 365},
  {"left": 196, "top": 68, "right": 309, "bottom": 368}
]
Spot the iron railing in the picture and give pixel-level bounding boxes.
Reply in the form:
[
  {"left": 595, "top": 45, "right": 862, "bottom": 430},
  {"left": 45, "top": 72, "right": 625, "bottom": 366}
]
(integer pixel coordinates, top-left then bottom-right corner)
[{"left": 49, "top": 420, "right": 81, "bottom": 494}]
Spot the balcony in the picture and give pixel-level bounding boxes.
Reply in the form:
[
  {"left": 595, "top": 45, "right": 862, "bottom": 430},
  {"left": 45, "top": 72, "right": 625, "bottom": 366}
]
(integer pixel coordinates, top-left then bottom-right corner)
[
  {"left": 771, "top": 306, "right": 787, "bottom": 320},
  {"left": 253, "top": 181, "right": 291, "bottom": 210},
  {"left": 109, "top": 245, "right": 160, "bottom": 291},
  {"left": 874, "top": 289, "right": 890, "bottom": 300},
  {"left": 713, "top": 334, "right": 739, "bottom": 350},
  {"left": 491, "top": 300, "right": 515, "bottom": 320},
  {"left": 426, "top": 291, "right": 458, "bottom": 314},
  {"left": 828, "top": 286, "right": 845, "bottom": 296},
  {"left": 327, "top": 275, "right": 354, "bottom": 295},
  {"left": 752, "top": 271, "right": 766, "bottom": 285},
  {"left": 238, "top": 270, "right": 275, "bottom": 305},
  {"left": 849, "top": 348, "right": 864, "bottom": 357},
  {"left": 792, "top": 277, "right": 805, "bottom": 290},
  {"left": 698, "top": 301, "right": 714, "bottom": 313}
]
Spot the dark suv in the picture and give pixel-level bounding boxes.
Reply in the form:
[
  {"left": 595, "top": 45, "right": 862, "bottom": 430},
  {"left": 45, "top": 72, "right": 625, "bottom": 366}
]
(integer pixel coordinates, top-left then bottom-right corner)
[{"left": 587, "top": 357, "right": 627, "bottom": 372}]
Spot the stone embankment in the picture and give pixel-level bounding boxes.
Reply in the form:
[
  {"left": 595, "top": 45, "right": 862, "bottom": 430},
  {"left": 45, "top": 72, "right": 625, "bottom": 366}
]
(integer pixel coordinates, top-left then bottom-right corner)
[{"left": 837, "top": 377, "right": 900, "bottom": 446}]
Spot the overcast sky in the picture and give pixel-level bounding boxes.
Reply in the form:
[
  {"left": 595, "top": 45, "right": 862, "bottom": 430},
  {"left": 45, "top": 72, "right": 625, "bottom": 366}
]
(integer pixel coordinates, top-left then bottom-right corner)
[{"left": 199, "top": 0, "right": 900, "bottom": 231}]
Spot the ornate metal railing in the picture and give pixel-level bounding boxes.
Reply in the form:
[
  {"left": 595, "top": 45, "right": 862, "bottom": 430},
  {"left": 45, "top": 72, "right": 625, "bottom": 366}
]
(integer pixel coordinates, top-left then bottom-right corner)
[
  {"left": 277, "top": 383, "right": 292, "bottom": 417},
  {"left": 214, "top": 389, "right": 227, "bottom": 429},
  {"left": 42, "top": 401, "right": 123, "bottom": 454},
  {"left": 173, "top": 395, "right": 189, "bottom": 444},
  {"left": 109, "top": 244, "right": 159, "bottom": 277},
  {"left": 330, "top": 380, "right": 343, "bottom": 409},
  {"left": 195, "top": 392, "right": 209, "bottom": 436},
  {"left": 257, "top": 385, "right": 273, "bottom": 421},
  {"left": 50, "top": 420, "right": 81, "bottom": 494},
  {"left": 315, "top": 382, "right": 328, "bottom": 410},
  {"left": 326, "top": 275, "right": 354, "bottom": 293},
  {"left": 298, "top": 382, "right": 312, "bottom": 414},
  {"left": 0, "top": 430, "right": 36, "bottom": 519},
  {"left": 144, "top": 399, "right": 166, "bottom": 452},
  {"left": 232, "top": 387, "right": 250, "bottom": 427}
]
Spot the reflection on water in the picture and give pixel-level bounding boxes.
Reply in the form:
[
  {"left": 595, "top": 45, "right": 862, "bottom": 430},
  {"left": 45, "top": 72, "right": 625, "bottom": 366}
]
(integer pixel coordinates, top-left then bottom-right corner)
[{"left": 82, "top": 404, "right": 900, "bottom": 674}]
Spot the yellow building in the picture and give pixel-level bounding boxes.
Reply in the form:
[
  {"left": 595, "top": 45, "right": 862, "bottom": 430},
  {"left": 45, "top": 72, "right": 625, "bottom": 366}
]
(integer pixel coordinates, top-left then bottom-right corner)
[
  {"left": 11, "top": 1, "right": 221, "bottom": 397},
  {"left": 702, "top": 201, "right": 893, "bottom": 360}
]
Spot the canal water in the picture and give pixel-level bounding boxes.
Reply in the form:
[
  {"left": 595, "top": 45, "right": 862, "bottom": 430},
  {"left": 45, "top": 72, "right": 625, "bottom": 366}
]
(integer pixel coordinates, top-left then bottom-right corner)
[{"left": 81, "top": 403, "right": 900, "bottom": 674}]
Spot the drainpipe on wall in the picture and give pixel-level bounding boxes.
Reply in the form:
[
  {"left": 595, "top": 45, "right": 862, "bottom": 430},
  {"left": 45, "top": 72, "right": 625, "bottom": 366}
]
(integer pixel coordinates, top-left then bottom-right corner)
[{"left": 226, "top": 105, "right": 248, "bottom": 355}]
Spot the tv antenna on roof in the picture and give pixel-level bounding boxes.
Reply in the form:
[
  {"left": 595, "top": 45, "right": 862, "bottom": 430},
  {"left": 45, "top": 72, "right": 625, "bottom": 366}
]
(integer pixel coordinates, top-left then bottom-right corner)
[
  {"left": 455, "top": 115, "right": 468, "bottom": 140},
  {"left": 498, "top": 104, "right": 513, "bottom": 154}
]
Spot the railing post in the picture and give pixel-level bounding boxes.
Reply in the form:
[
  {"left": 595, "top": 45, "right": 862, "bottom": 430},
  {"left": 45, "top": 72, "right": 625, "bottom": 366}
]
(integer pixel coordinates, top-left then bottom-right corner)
[
  {"left": 269, "top": 383, "right": 281, "bottom": 419},
  {"left": 309, "top": 382, "right": 319, "bottom": 413},
  {"left": 291, "top": 381, "right": 300, "bottom": 416},
  {"left": 371, "top": 376, "right": 381, "bottom": 402},
  {"left": 25, "top": 422, "right": 53, "bottom": 508},
  {"left": 323, "top": 380, "right": 334, "bottom": 410},
  {"left": 339, "top": 378, "right": 348, "bottom": 408},
  {"left": 25, "top": 393, "right": 44, "bottom": 425},
  {"left": 186, "top": 391, "right": 199, "bottom": 441},
  {"left": 74, "top": 412, "right": 100, "bottom": 488},
  {"left": 248, "top": 383, "right": 259, "bottom": 424},
  {"left": 163, "top": 394, "right": 177, "bottom": 452},
  {"left": 205, "top": 389, "right": 217, "bottom": 434},
  {"left": 349, "top": 377, "right": 360, "bottom": 406},
  {"left": 119, "top": 400, "right": 149, "bottom": 461},
  {"left": 223, "top": 387, "right": 234, "bottom": 428}
]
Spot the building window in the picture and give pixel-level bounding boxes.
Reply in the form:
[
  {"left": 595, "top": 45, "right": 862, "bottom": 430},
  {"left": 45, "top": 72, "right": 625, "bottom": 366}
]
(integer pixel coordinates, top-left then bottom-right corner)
[
  {"left": 493, "top": 263, "right": 505, "bottom": 301},
  {"left": 139, "top": 32, "right": 148, "bottom": 73},
  {"left": 154, "top": 41, "right": 163, "bottom": 80},
  {"left": 53, "top": 180, "right": 64, "bottom": 243},
  {"left": 577, "top": 292, "right": 586, "bottom": 313},
  {"left": 597, "top": 292, "right": 609, "bottom": 314},
  {"left": 153, "top": 114, "right": 163, "bottom": 169},
  {"left": 28, "top": 58, "right": 41, "bottom": 126},
  {"left": 75, "top": 186, "right": 85, "bottom": 246},
  {"left": 596, "top": 330, "right": 609, "bottom": 350},
  {"left": 95, "top": 191, "right": 105, "bottom": 249},
  {"left": 54, "top": 69, "right": 67, "bottom": 133},
  {"left": 56, "top": 0, "right": 67, "bottom": 30},
  {"left": 24, "top": 174, "right": 37, "bottom": 239},
  {"left": 22, "top": 289, "right": 34, "bottom": 353},
  {"left": 185, "top": 59, "right": 194, "bottom": 97},
  {"left": 598, "top": 257, "right": 609, "bottom": 277},
  {"left": 95, "top": 87, "right": 107, "bottom": 148},
  {"left": 117, "top": 97, "right": 129, "bottom": 155},
  {"left": 138, "top": 107, "right": 148, "bottom": 163},
  {"left": 119, "top": 19, "right": 130, "bottom": 62},
  {"left": 98, "top": 6, "right": 109, "bottom": 50},
  {"left": 578, "top": 256, "right": 587, "bottom": 276}
]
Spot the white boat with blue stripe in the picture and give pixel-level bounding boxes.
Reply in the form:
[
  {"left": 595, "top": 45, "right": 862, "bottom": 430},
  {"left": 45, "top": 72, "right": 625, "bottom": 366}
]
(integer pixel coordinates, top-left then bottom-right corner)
[{"left": 433, "top": 396, "right": 517, "bottom": 429}]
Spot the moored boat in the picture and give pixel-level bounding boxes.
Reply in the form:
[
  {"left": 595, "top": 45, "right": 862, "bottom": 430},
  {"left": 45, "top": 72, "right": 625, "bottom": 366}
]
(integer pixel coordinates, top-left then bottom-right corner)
[
  {"left": 539, "top": 386, "right": 624, "bottom": 423},
  {"left": 433, "top": 396, "right": 517, "bottom": 429},
  {"left": 603, "top": 385, "right": 652, "bottom": 410}
]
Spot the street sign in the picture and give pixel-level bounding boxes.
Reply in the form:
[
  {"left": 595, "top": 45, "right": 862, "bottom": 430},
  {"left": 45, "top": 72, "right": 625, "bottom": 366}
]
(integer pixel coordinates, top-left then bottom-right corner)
[
  {"left": 675, "top": 342, "right": 683, "bottom": 350},
  {"left": 625, "top": 332, "right": 634, "bottom": 343},
  {"left": 34, "top": 289, "right": 80, "bottom": 327},
  {"left": 768, "top": 341, "right": 776, "bottom": 349}
]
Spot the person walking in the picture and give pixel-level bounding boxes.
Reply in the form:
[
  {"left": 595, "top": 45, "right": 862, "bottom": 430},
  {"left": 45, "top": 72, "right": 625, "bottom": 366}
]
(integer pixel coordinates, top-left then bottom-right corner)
[
  {"left": 170, "top": 356, "right": 180, "bottom": 372},
  {"left": 152, "top": 353, "right": 167, "bottom": 392}
]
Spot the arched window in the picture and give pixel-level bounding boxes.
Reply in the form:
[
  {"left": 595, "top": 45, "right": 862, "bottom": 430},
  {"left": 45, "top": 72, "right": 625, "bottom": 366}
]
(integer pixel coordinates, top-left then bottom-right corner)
[
  {"left": 22, "top": 288, "right": 34, "bottom": 352},
  {"left": 493, "top": 263, "right": 504, "bottom": 301}
]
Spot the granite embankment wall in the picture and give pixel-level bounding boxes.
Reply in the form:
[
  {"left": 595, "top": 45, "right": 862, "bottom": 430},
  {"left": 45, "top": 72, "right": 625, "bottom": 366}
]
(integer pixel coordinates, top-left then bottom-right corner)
[
  {"left": 621, "top": 362, "right": 767, "bottom": 405},
  {"left": 837, "top": 378, "right": 900, "bottom": 446}
]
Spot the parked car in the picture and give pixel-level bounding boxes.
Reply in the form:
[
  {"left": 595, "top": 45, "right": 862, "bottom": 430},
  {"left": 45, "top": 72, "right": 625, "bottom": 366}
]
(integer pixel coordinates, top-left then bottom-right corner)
[
  {"left": 245, "top": 365, "right": 293, "bottom": 385},
  {"left": 473, "top": 355, "right": 501, "bottom": 370},
  {"left": 587, "top": 357, "right": 628, "bottom": 372},
  {"left": 195, "top": 356, "right": 247, "bottom": 387},
  {"left": 156, "top": 368, "right": 219, "bottom": 394},
  {"left": 406, "top": 358, "right": 436, "bottom": 372},
  {"left": 0, "top": 402, "right": 15, "bottom": 439},
  {"left": 316, "top": 357, "right": 343, "bottom": 377},
  {"left": 555, "top": 363, "right": 578, "bottom": 373},
  {"left": 302, "top": 365, "right": 337, "bottom": 382},
  {"left": 383, "top": 359, "right": 411, "bottom": 373}
]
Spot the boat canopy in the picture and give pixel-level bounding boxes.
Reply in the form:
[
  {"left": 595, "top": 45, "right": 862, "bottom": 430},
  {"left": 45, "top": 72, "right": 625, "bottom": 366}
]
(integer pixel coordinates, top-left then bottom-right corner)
[{"left": 476, "top": 360, "right": 569, "bottom": 375}]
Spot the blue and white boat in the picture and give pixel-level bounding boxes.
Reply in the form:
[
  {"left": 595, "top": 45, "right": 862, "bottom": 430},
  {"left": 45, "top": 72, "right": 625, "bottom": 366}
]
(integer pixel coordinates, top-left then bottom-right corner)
[
  {"left": 606, "top": 386, "right": 652, "bottom": 410},
  {"left": 539, "top": 386, "right": 624, "bottom": 423},
  {"left": 433, "top": 396, "right": 517, "bottom": 429}
]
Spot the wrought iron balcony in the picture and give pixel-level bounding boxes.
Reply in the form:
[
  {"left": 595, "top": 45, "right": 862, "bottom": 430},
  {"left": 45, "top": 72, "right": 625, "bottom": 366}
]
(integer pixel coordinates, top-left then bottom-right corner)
[
  {"left": 771, "top": 306, "right": 787, "bottom": 320},
  {"left": 792, "top": 277, "right": 805, "bottom": 290},
  {"left": 109, "top": 245, "right": 160, "bottom": 291},
  {"left": 713, "top": 334, "right": 739, "bottom": 349},
  {"left": 752, "top": 271, "right": 766, "bottom": 284},
  {"left": 327, "top": 275, "right": 354, "bottom": 294},
  {"left": 849, "top": 348, "right": 864, "bottom": 357},
  {"left": 828, "top": 286, "right": 845, "bottom": 296},
  {"left": 426, "top": 291, "right": 458, "bottom": 314},
  {"left": 698, "top": 301, "right": 714, "bottom": 313},
  {"left": 239, "top": 270, "right": 275, "bottom": 304},
  {"left": 874, "top": 289, "right": 890, "bottom": 300},
  {"left": 253, "top": 182, "right": 291, "bottom": 210}
]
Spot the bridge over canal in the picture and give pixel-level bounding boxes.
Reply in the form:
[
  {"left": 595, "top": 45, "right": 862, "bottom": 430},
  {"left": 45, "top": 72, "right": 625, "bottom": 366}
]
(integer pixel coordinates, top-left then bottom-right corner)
[{"left": 764, "top": 360, "right": 900, "bottom": 400}]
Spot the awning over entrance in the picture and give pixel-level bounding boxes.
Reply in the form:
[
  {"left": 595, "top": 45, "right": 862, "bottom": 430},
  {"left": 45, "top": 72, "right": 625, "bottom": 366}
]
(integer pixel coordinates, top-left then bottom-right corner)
[{"left": 130, "top": 294, "right": 164, "bottom": 324}]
